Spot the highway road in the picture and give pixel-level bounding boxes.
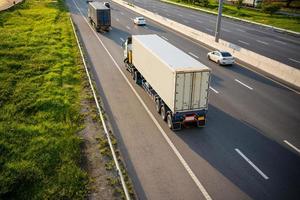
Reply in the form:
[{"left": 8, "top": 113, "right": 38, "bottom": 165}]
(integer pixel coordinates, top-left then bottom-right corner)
[
  {"left": 127, "top": 0, "right": 300, "bottom": 69},
  {"left": 67, "top": 0, "right": 300, "bottom": 199}
]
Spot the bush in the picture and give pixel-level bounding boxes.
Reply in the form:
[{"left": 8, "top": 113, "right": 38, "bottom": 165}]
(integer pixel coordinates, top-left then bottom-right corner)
[{"left": 262, "top": 3, "right": 281, "bottom": 15}]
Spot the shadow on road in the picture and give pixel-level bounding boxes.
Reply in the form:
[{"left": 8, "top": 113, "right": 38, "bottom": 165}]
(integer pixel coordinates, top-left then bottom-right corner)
[{"left": 175, "top": 104, "right": 300, "bottom": 200}]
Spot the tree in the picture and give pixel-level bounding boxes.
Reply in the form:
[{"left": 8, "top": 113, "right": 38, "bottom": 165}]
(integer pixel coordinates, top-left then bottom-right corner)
[
  {"left": 237, "top": 0, "right": 243, "bottom": 10},
  {"left": 286, "top": 0, "right": 295, "bottom": 8},
  {"left": 262, "top": 1, "right": 281, "bottom": 15}
]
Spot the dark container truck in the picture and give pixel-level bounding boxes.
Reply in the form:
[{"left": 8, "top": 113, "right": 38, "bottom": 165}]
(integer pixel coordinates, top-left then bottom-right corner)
[
  {"left": 88, "top": 2, "right": 111, "bottom": 32},
  {"left": 123, "top": 34, "right": 211, "bottom": 130}
]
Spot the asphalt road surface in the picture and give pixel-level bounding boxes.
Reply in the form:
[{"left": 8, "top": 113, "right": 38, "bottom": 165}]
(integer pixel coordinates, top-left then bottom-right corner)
[
  {"left": 127, "top": 0, "right": 300, "bottom": 69},
  {"left": 67, "top": 0, "right": 300, "bottom": 199}
]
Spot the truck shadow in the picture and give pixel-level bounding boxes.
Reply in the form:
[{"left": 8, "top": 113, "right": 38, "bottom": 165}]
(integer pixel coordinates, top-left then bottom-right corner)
[
  {"left": 174, "top": 104, "right": 300, "bottom": 200},
  {"left": 210, "top": 73, "right": 224, "bottom": 89}
]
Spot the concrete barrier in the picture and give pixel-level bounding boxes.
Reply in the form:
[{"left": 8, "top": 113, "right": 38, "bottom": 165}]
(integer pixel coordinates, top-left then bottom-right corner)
[{"left": 112, "top": 0, "right": 300, "bottom": 90}]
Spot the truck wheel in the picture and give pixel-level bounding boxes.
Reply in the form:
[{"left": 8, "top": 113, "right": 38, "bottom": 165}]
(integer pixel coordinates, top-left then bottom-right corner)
[
  {"left": 167, "top": 114, "right": 173, "bottom": 129},
  {"left": 134, "top": 71, "right": 139, "bottom": 84},
  {"left": 155, "top": 99, "right": 161, "bottom": 113},
  {"left": 160, "top": 105, "right": 167, "bottom": 121}
]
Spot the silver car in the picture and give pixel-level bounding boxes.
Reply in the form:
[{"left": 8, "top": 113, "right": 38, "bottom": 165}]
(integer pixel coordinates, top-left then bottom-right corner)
[
  {"left": 207, "top": 50, "right": 235, "bottom": 65},
  {"left": 134, "top": 17, "right": 146, "bottom": 26}
]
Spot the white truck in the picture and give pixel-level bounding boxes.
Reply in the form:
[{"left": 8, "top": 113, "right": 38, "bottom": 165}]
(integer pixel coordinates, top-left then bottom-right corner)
[
  {"left": 123, "top": 34, "right": 211, "bottom": 130},
  {"left": 88, "top": 2, "right": 111, "bottom": 32}
]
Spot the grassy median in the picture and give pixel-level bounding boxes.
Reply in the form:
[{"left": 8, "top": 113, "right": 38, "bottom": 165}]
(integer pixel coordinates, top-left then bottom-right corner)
[
  {"left": 0, "top": 0, "right": 89, "bottom": 199},
  {"left": 163, "top": 0, "right": 300, "bottom": 32}
]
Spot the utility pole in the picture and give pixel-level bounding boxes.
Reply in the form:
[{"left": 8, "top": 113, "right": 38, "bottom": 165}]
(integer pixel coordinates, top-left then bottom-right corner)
[{"left": 215, "top": 0, "right": 223, "bottom": 42}]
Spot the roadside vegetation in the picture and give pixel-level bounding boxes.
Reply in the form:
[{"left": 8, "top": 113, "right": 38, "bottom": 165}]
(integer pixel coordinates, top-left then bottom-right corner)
[
  {"left": 163, "top": 0, "right": 300, "bottom": 32},
  {"left": 0, "top": 0, "right": 135, "bottom": 199},
  {"left": 0, "top": 0, "right": 89, "bottom": 199}
]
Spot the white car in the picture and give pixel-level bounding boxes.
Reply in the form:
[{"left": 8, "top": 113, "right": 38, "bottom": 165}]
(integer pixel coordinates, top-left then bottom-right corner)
[
  {"left": 207, "top": 50, "right": 235, "bottom": 65},
  {"left": 134, "top": 17, "right": 146, "bottom": 26}
]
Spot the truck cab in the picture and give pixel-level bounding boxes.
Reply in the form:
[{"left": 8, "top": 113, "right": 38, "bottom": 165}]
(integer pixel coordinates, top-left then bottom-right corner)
[{"left": 123, "top": 37, "right": 132, "bottom": 62}]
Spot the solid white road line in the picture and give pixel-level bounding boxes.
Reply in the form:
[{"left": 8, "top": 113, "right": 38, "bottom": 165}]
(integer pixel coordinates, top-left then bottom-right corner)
[
  {"left": 209, "top": 87, "right": 219, "bottom": 94},
  {"left": 256, "top": 40, "right": 269, "bottom": 45},
  {"left": 235, "top": 79, "right": 253, "bottom": 90},
  {"left": 188, "top": 52, "right": 199, "bottom": 59},
  {"left": 161, "top": 36, "right": 168, "bottom": 41},
  {"left": 126, "top": 25, "right": 131, "bottom": 30},
  {"left": 120, "top": 37, "right": 125, "bottom": 42},
  {"left": 238, "top": 40, "right": 249, "bottom": 45},
  {"left": 288, "top": 58, "right": 300, "bottom": 64},
  {"left": 273, "top": 39, "right": 286, "bottom": 45},
  {"left": 284, "top": 140, "right": 300, "bottom": 154},
  {"left": 71, "top": 1, "right": 212, "bottom": 199},
  {"left": 235, "top": 148, "right": 269, "bottom": 180}
]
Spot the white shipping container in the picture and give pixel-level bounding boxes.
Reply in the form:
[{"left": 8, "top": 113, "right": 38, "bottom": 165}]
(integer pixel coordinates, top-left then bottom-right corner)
[{"left": 132, "top": 34, "right": 211, "bottom": 113}]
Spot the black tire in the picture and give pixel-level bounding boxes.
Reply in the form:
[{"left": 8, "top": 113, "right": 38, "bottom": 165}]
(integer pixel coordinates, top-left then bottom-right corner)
[
  {"left": 167, "top": 113, "right": 173, "bottom": 129},
  {"left": 161, "top": 105, "right": 167, "bottom": 121},
  {"left": 134, "top": 71, "right": 139, "bottom": 84},
  {"left": 132, "top": 70, "right": 136, "bottom": 80},
  {"left": 208, "top": 55, "right": 211, "bottom": 60},
  {"left": 217, "top": 60, "right": 221, "bottom": 65},
  {"left": 155, "top": 99, "right": 161, "bottom": 113}
]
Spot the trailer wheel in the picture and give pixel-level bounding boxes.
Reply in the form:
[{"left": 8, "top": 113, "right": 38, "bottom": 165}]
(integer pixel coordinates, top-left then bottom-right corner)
[
  {"left": 134, "top": 71, "right": 139, "bottom": 84},
  {"left": 160, "top": 105, "right": 167, "bottom": 121},
  {"left": 167, "top": 114, "right": 173, "bottom": 129},
  {"left": 155, "top": 99, "right": 161, "bottom": 113}
]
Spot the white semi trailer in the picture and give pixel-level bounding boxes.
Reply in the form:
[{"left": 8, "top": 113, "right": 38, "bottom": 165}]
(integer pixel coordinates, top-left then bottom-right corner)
[{"left": 123, "top": 34, "right": 211, "bottom": 130}]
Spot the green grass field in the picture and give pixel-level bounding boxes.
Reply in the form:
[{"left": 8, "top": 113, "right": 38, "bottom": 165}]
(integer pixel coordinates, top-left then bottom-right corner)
[
  {"left": 163, "top": 0, "right": 300, "bottom": 32},
  {"left": 0, "top": 0, "right": 89, "bottom": 199}
]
